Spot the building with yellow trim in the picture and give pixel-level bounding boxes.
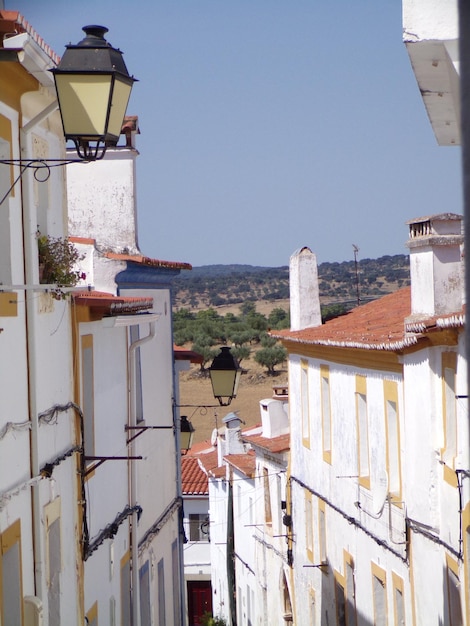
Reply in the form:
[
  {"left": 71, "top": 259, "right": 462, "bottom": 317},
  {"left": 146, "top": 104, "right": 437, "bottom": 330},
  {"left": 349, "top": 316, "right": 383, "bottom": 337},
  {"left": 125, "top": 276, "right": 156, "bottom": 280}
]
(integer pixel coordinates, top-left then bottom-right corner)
[{"left": 272, "top": 215, "right": 467, "bottom": 623}]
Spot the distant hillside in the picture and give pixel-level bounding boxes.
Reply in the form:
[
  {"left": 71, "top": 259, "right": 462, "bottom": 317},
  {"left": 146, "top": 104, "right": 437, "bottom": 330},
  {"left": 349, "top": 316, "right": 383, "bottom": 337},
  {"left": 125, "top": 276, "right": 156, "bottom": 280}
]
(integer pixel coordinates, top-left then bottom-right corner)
[{"left": 172, "top": 254, "right": 410, "bottom": 311}]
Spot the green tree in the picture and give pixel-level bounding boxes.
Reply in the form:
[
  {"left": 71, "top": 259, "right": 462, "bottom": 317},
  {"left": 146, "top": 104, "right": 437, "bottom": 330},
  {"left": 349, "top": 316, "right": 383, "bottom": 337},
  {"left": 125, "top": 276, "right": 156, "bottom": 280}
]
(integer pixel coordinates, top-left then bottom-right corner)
[
  {"left": 231, "top": 345, "right": 251, "bottom": 365},
  {"left": 191, "top": 343, "right": 218, "bottom": 370},
  {"left": 254, "top": 345, "right": 287, "bottom": 374},
  {"left": 268, "top": 307, "right": 289, "bottom": 329}
]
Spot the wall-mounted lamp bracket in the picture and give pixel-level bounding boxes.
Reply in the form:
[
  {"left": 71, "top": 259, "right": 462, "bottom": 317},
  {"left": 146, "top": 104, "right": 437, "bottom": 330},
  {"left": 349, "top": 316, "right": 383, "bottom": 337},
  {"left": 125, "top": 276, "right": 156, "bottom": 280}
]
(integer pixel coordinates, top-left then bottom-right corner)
[
  {"left": 0, "top": 158, "right": 87, "bottom": 206},
  {"left": 83, "top": 455, "right": 142, "bottom": 477},
  {"left": 125, "top": 424, "right": 174, "bottom": 445}
]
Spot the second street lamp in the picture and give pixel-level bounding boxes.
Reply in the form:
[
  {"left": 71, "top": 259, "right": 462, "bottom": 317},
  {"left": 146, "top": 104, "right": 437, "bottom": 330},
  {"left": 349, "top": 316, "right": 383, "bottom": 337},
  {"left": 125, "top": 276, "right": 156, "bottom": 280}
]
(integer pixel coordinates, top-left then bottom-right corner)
[{"left": 209, "top": 346, "right": 242, "bottom": 407}]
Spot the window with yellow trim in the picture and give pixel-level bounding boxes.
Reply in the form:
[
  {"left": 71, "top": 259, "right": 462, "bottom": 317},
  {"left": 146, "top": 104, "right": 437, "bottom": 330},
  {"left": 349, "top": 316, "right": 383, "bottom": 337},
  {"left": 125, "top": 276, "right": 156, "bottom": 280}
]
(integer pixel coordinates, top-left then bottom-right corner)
[
  {"left": 263, "top": 467, "right": 272, "bottom": 526},
  {"left": 86, "top": 601, "right": 98, "bottom": 626},
  {"left": 344, "top": 551, "right": 357, "bottom": 626},
  {"left": 45, "top": 498, "right": 62, "bottom": 626},
  {"left": 391, "top": 572, "right": 405, "bottom": 626},
  {"left": 0, "top": 519, "right": 23, "bottom": 626},
  {"left": 305, "top": 490, "right": 313, "bottom": 562},
  {"left": 442, "top": 352, "right": 457, "bottom": 473},
  {"left": 446, "top": 554, "right": 463, "bottom": 626},
  {"left": 301, "top": 359, "right": 310, "bottom": 447},
  {"left": 121, "top": 552, "right": 131, "bottom": 626},
  {"left": 0, "top": 113, "right": 14, "bottom": 285},
  {"left": 356, "top": 375, "right": 370, "bottom": 488},
  {"left": 81, "top": 334, "right": 95, "bottom": 461},
  {"left": 334, "top": 570, "right": 346, "bottom": 626},
  {"left": 320, "top": 365, "right": 332, "bottom": 463},
  {"left": 384, "top": 381, "right": 402, "bottom": 502},
  {"left": 318, "top": 500, "right": 327, "bottom": 566},
  {"left": 371, "top": 563, "right": 387, "bottom": 626}
]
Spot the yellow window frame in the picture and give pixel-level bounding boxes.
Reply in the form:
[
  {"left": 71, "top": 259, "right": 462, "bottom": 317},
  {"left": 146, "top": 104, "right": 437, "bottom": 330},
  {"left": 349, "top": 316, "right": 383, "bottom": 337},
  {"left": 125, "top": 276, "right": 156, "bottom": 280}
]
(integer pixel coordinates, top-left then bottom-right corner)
[{"left": 320, "top": 364, "right": 332, "bottom": 464}]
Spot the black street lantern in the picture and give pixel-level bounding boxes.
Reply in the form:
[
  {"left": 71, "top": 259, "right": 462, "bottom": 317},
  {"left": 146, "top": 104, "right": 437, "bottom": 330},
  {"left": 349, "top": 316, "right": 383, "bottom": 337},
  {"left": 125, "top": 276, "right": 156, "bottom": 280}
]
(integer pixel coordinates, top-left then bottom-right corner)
[
  {"left": 51, "top": 25, "right": 136, "bottom": 160},
  {"left": 180, "top": 416, "right": 195, "bottom": 454},
  {"left": 209, "top": 347, "right": 241, "bottom": 406}
]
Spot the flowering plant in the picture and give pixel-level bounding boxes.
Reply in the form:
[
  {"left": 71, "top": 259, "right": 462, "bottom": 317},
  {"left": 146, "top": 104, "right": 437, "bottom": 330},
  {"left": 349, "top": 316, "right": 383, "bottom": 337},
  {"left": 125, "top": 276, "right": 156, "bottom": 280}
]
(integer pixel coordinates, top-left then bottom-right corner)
[{"left": 37, "top": 233, "right": 86, "bottom": 299}]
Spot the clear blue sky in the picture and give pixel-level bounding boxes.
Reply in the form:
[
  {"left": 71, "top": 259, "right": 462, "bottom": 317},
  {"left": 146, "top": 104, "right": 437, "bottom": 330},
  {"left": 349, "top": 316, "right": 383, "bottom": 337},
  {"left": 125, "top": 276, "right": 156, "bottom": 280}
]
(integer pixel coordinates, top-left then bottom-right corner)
[{"left": 8, "top": 0, "right": 463, "bottom": 268}]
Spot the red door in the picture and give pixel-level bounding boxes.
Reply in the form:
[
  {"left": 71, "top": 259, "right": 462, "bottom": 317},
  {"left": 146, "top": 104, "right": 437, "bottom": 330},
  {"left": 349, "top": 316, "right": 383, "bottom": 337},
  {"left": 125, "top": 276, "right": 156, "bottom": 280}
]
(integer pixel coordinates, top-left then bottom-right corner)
[{"left": 187, "top": 581, "right": 212, "bottom": 626}]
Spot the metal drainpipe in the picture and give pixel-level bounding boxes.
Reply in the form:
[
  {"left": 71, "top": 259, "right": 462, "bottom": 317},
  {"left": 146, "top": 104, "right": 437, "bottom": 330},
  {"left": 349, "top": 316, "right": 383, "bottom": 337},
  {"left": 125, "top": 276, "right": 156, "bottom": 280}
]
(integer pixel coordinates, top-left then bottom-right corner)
[
  {"left": 129, "top": 322, "right": 156, "bottom": 626},
  {"left": 20, "top": 101, "right": 59, "bottom": 600}
]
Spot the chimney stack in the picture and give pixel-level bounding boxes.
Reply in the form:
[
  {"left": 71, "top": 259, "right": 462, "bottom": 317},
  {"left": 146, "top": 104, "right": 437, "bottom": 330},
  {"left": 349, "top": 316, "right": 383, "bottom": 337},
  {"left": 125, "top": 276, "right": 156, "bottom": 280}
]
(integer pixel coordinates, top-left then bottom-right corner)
[
  {"left": 289, "top": 247, "right": 322, "bottom": 331},
  {"left": 406, "top": 213, "right": 464, "bottom": 317}
]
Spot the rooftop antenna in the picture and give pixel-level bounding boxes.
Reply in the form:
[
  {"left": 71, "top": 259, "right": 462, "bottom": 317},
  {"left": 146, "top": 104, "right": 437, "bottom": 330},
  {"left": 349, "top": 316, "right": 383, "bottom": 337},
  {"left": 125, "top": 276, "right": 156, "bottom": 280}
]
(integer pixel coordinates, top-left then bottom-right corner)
[{"left": 352, "top": 244, "right": 360, "bottom": 306}]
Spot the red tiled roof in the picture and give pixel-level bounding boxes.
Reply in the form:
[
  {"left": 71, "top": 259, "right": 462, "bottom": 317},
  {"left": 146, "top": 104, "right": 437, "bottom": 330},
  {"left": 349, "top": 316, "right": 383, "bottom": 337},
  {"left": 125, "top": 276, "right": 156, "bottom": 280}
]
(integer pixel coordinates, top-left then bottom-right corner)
[
  {"left": 273, "top": 287, "right": 465, "bottom": 351},
  {"left": 224, "top": 451, "right": 256, "bottom": 478},
  {"left": 105, "top": 252, "right": 192, "bottom": 271},
  {"left": 73, "top": 290, "right": 153, "bottom": 314},
  {"left": 273, "top": 288, "right": 412, "bottom": 350},
  {"left": 0, "top": 11, "right": 60, "bottom": 63},
  {"left": 69, "top": 236, "right": 96, "bottom": 246},
  {"left": 181, "top": 456, "right": 208, "bottom": 496},
  {"left": 242, "top": 432, "right": 290, "bottom": 454},
  {"left": 196, "top": 450, "right": 224, "bottom": 478},
  {"left": 174, "top": 346, "right": 204, "bottom": 364}
]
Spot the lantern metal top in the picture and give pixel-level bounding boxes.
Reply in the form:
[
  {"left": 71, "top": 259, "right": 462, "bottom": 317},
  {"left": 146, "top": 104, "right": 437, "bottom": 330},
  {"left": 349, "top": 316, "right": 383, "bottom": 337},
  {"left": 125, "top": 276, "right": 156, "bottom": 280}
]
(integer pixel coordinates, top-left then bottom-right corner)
[{"left": 55, "top": 25, "right": 131, "bottom": 75}]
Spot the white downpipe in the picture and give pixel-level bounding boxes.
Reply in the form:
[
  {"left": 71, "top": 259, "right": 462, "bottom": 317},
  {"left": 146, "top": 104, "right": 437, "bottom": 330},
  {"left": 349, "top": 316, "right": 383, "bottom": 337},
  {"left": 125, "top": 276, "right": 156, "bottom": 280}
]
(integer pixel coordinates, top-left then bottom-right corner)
[
  {"left": 129, "top": 322, "right": 156, "bottom": 626},
  {"left": 19, "top": 101, "right": 57, "bottom": 599}
]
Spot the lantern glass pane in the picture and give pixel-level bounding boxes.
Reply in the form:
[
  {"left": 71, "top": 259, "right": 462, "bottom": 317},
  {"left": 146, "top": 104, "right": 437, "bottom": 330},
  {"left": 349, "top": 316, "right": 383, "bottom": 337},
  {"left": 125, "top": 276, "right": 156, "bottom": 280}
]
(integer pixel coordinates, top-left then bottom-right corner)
[
  {"left": 55, "top": 74, "right": 112, "bottom": 137},
  {"left": 180, "top": 430, "right": 190, "bottom": 451},
  {"left": 210, "top": 369, "right": 238, "bottom": 399},
  {"left": 107, "top": 78, "right": 133, "bottom": 139}
]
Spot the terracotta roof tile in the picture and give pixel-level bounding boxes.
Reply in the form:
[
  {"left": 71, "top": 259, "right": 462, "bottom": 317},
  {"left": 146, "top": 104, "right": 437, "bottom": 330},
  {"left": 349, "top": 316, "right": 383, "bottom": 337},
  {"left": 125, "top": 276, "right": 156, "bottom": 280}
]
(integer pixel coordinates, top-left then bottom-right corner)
[
  {"left": 105, "top": 252, "right": 191, "bottom": 271},
  {"left": 196, "top": 450, "right": 223, "bottom": 478},
  {"left": 174, "top": 346, "right": 204, "bottom": 364},
  {"left": 273, "top": 287, "right": 465, "bottom": 351},
  {"left": 181, "top": 456, "right": 208, "bottom": 496},
  {"left": 73, "top": 290, "right": 153, "bottom": 314},
  {"left": 273, "top": 288, "right": 414, "bottom": 350},
  {"left": 69, "top": 236, "right": 95, "bottom": 246},
  {"left": 0, "top": 11, "right": 60, "bottom": 63},
  {"left": 224, "top": 451, "right": 256, "bottom": 478},
  {"left": 242, "top": 432, "right": 290, "bottom": 454}
]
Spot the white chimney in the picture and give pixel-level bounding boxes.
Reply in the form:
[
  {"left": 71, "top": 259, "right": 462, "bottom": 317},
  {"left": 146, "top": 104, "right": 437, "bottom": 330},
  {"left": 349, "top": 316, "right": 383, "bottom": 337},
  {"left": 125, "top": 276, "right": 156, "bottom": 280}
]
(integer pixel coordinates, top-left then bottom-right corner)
[
  {"left": 260, "top": 398, "right": 289, "bottom": 438},
  {"left": 219, "top": 412, "right": 245, "bottom": 461},
  {"left": 289, "top": 247, "right": 322, "bottom": 331},
  {"left": 406, "top": 213, "right": 464, "bottom": 317}
]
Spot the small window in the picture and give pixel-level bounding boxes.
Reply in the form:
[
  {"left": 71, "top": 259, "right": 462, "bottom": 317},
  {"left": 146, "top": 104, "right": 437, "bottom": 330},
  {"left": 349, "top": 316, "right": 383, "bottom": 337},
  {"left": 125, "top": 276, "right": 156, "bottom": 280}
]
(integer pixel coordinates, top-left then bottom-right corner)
[
  {"left": 321, "top": 365, "right": 332, "bottom": 463},
  {"left": 189, "top": 514, "right": 210, "bottom": 542},
  {"left": 81, "top": 335, "right": 95, "bottom": 461},
  {"left": 45, "top": 498, "right": 62, "bottom": 626},
  {"left": 371, "top": 564, "right": 387, "bottom": 626},
  {"left": 442, "top": 352, "right": 458, "bottom": 483},
  {"left": 446, "top": 556, "right": 463, "bottom": 626},
  {"left": 158, "top": 558, "right": 166, "bottom": 625},
  {"left": 140, "top": 562, "right": 151, "bottom": 626},
  {"left": 318, "top": 501, "right": 327, "bottom": 565},
  {"left": 120, "top": 553, "right": 131, "bottom": 626},
  {"left": 384, "top": 381, "right": 402, "bottom": 502},
  {"left": 130, "top": 325, "right": 144, "bottom": 423},
  {"left": 356, "top": 376, "right": 370, "bottom": 488},
  {"left": 305, "top": 490, "right": 313, "bottom": 562},
  {"left": 263, "top": 467, "right": 272, "bottom": 525},
  {"left": 392, "top": 572, "right": 406, "bottom": 626},
  {"left": 301, "top": 359, "right": 310, "bottom": 447},
  {"left": 1, "top": 519, "right": 23, "bottom": 626}
]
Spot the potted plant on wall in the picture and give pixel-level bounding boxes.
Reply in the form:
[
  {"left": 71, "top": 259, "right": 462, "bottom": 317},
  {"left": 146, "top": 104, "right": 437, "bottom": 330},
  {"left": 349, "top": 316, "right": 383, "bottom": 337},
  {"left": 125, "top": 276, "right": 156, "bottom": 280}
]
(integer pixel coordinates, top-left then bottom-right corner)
[{"left": 37, "top": 233, "right": 86, "bottom": 299}]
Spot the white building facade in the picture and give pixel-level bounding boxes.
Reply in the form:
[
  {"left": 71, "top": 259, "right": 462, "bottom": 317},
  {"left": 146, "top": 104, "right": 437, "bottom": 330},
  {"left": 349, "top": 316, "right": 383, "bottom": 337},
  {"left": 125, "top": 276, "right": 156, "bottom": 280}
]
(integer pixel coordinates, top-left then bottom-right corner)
[
  {"left": 273, "top": 221, "right": 469, "bottom": 624},
  {"left": 0, "top": 13, "right": 84, "bottom": 625}
]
